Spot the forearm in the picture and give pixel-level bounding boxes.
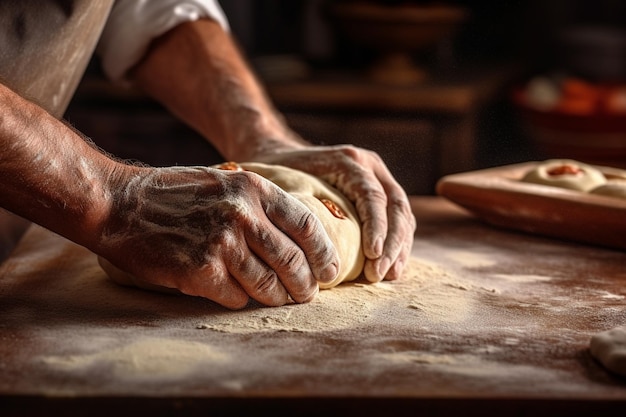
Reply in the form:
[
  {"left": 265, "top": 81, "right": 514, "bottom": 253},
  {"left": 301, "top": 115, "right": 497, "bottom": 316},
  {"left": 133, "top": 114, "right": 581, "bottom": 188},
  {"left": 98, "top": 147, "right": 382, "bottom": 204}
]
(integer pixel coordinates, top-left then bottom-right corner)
[
  {"left": 130, "top": 18, "right": 308, "bottom": 162},
  {"left": 0, "top": 83, "right": 122, "bottom": 248}
]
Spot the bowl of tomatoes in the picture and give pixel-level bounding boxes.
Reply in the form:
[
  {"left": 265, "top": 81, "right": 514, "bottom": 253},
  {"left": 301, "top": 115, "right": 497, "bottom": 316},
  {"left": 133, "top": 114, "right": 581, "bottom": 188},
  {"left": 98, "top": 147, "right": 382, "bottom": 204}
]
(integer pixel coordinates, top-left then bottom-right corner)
[{"left": 513, "top": 75, "right": 626, "bottom": 168}]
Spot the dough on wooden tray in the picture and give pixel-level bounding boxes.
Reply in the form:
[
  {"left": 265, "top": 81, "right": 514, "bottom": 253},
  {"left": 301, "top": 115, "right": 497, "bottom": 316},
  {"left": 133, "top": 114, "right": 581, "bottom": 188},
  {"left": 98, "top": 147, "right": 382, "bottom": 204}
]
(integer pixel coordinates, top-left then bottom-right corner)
[
  {"left": 589, "top": 179, "right": 626, "bottom": 199},
  {"left": 521, "top": 159, "right": 606, "bottom": 192},
  {"left": 99, "top": 162, "right": 365, "bottom": 294},
  {"left": 590, "top": 326, "right": 626, "bottom": 377}
]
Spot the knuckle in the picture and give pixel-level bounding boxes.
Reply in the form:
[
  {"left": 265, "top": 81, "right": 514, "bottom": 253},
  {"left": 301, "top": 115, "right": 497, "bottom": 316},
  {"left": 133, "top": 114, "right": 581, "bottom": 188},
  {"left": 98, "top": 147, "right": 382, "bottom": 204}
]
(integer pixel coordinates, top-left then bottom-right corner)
[
  {"left": 227, "top": 169, "right": 254, "bottom": 187},
  {"left": 337, "top": 144, "right": 361, "bottom": 160},
  {"left": 295, "top": 210, "right": 319, "bottom": 239},
  {"left": 177, "top": 262, "right": 221, "bottom": 296},
  {"left": 336, "top": 143, "right": 382, "bottom": 164},
  {"left": 389, "top": 195, "right": 414, "bottom": 221},
  {"left": 276, "top": 246, "right": 306, "bottom": 270},
  {"left": 369, "top": 187, "right": 389, "bottom": 204},
  {"left": 221, "top": 170, "right": 265, "bottom": 198},
  {"left": 253, "top": 269, "right": 279, "bottom": 294},
  {"left": 355, "top": 188, "right": 387, "bottom": 220}
]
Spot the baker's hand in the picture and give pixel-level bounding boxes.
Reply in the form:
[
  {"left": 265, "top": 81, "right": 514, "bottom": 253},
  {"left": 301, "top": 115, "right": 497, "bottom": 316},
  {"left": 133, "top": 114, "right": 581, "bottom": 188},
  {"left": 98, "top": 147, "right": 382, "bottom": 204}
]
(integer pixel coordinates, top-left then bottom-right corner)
[
  {"left": 252, "top": 144, "right": 416, "bottom": 283},
  {"left": 96, "top": 165, "right": 339, "bottom": 309}
]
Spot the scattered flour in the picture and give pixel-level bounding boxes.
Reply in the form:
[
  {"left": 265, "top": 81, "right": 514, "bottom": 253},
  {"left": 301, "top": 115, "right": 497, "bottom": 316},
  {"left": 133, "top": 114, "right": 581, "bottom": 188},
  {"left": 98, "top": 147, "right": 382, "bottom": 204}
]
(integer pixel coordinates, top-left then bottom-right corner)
[
  {"left": 402, "top": 259, "right": 477, "bottom": 324},
  {"left": 490, "top": 274, "right": 553, "bottom": 283},
  {"left": 596, "top": 290, "right": 625, "bottom": 301},
  {"left": 370, "top": 350, "right": 576, "bottom": 389},
  {"left": 376, "top": 351, "right": 457, "bottom": 365},
  {"left": 443, "top": 250, "right": 498, "bottom": 268},
  {"left": 194, "top": 257, "right": 478, "bottom": 332},
  {"left": 193, "top": 281, "right": 392, "bottom": 333},
  {"left": 40, "top": 337, "right": 230, "bottom": 380}
]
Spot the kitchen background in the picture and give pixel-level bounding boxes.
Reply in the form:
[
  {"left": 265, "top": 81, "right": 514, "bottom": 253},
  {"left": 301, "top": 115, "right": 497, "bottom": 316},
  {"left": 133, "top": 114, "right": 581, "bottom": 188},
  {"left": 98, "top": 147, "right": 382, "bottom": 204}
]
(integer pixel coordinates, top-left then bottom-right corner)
[{"left": 65, "top": 0, "right": 626, "bottom": 195}]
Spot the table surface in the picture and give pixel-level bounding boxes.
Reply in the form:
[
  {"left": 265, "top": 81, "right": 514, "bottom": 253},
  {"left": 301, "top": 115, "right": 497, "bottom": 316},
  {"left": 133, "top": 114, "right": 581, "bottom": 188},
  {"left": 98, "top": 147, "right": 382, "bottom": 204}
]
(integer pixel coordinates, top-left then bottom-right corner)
[{"left": 1, "top": 196, "right": 626, "bottom": 417}]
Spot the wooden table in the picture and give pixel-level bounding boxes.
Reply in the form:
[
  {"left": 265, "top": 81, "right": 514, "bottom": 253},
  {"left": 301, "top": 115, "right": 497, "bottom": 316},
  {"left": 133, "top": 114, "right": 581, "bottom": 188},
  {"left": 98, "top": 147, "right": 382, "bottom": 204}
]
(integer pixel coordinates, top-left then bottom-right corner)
[
  {"left": 66, "top": 67, "right": 515, "bottom": 195},
  {"left": 1, "top": 197, "right": 625, "bottom": 416}
]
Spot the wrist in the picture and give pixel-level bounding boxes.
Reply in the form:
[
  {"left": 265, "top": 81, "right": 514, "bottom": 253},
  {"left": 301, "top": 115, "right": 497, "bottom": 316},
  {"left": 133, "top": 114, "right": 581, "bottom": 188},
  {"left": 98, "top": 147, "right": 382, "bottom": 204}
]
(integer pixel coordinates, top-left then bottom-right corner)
[
  {"left": 224, "top": 113, "right": 310, "bottom": 162},
  {"left": 86, "top": 161, "right": 145, "bottom": 252}
]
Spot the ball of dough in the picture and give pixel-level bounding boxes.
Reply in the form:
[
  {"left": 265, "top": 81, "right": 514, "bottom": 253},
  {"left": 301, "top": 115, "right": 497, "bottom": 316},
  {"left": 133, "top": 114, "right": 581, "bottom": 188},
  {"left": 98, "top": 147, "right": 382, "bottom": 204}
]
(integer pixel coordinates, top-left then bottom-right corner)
[
  {"left": 589, "top": 179, "right": 626, "bottom": 199},
  {"left": 99, "top": 162, "right": 365, "bottom": 294},
  {"left": 236, "top": 162, "right": 365, "bottom": 289},
  {"left": 590, "top": 326, "right": 626, "bottom": 377},
  {"left": 521, "top": 159, "right": 606, "bottom": 192}
]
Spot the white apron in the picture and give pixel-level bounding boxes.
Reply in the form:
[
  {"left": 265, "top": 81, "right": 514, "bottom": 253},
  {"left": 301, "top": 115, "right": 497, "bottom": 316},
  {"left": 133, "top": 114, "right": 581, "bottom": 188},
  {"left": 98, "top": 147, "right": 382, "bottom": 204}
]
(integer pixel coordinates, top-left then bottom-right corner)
[{"left": 0, "top": 0, "right": 115, "bottom": 260}]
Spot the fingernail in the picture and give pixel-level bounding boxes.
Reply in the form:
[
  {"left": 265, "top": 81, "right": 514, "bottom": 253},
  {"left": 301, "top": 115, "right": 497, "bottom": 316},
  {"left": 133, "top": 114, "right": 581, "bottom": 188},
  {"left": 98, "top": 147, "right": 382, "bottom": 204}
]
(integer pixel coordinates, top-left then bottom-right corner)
[
  {"left": 377, "top": 257, "right": 391, "bottom": 279},
  {"left": 300, "top": 286, "right": 319, "bottom": 304},
  {"left": 390, "top": 259, "right": 404, "bottom": 280},
  {"left": 396, "top": 259, "right": 405, "bottom": 274},
  {"left": 319, "top": 263, "right": 338, "bottom": 283},
  {"left": 373, "top": 236, "right": 384, "bottom": 257}
]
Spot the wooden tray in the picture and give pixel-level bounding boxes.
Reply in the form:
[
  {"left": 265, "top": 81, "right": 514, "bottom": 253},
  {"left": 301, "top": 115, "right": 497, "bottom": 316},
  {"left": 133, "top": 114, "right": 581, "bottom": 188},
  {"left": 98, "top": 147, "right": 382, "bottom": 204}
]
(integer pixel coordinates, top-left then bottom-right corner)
[{"left": 436, "top": 161, "right": 626, "bottom": 251}]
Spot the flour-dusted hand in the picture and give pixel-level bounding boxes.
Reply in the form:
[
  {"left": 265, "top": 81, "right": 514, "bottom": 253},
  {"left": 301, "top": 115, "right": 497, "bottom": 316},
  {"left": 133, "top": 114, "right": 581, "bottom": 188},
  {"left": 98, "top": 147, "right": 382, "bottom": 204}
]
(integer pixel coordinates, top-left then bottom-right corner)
[
  {"left": 253, "top": 144, "right": 417, "bottom": 283},
  {"left": 97, "top": 165, "right": 339, "bottom": 309}
]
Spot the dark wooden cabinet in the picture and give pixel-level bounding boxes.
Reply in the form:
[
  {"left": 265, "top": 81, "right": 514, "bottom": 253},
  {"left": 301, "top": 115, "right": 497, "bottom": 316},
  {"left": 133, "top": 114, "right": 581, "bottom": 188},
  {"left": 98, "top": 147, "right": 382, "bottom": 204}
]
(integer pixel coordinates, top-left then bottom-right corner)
[
  {"left": 65, "top": 67, "right": 511, "bottom": 195},
  {"left": 265, "top": 71, "right": 510, "bottom": 194}
]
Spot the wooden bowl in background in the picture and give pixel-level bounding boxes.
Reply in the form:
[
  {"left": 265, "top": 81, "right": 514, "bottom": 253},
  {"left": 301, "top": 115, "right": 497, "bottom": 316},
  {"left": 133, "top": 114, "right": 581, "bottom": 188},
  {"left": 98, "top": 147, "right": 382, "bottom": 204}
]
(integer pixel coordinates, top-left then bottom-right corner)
[{"left": 329, "top": 2, "right": 468, "bottom": 85}]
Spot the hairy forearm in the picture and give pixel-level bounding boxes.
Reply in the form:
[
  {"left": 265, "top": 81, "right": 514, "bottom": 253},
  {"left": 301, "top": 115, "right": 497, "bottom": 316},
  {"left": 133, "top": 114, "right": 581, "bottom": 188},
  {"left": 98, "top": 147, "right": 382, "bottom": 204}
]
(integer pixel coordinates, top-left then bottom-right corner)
[
  {"left": 0, "top": 83, "right": 121, "bottom": 248},
  {"left": 130, "top": 18, "right": 308, "bottom": 162}
]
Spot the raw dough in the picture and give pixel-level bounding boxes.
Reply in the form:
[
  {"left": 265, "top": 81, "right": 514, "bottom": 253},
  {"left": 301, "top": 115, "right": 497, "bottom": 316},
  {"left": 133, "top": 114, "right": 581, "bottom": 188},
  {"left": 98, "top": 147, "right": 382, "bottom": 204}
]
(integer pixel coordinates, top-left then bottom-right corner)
[
  {"left": 521, "top": 159, "right": 606, "bottom": 192},
  {"left": 589, "top": 179, "right": 626, "bottom": 199},
  {"left": 601, "top": 166, "right": 626, "bottom": 181},
  {"left": 589, "top": 326, "right": 626, "bottom": 377},
  {"left": 236, "top": 162, "right": 365, "bottom": 289},
  {"left": 99, "top": 162, "right": 364, "bottom": 293}
]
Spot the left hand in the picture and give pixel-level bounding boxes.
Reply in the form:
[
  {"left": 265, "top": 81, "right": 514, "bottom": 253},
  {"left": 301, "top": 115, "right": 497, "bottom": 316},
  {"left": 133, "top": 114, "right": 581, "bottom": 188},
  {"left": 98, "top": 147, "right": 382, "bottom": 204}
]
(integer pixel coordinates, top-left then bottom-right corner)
[{"left": 251, "top": 143, "right": 417, "bottom": 283}]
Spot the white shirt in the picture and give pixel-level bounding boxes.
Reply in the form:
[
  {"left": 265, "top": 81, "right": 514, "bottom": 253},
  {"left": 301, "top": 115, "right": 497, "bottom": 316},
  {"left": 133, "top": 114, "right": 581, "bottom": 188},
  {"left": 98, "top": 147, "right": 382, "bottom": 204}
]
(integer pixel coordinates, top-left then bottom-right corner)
[{"left": 97, "top": 0, "right": 229, "bottom": 82}]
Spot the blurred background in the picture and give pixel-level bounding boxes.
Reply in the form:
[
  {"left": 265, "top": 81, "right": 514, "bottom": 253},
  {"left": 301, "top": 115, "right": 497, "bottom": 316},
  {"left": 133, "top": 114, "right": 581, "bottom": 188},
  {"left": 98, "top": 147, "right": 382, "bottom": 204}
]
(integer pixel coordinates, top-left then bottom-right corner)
[{"left": 65, "top": 0, "right": 626, "bottom": 195}]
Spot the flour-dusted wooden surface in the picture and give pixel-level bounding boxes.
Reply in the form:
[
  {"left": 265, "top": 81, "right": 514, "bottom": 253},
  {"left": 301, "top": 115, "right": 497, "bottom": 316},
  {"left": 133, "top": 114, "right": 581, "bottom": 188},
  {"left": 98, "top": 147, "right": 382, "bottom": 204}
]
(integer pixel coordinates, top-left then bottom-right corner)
[{"left": 1, "top": 197, "right": 625, "bottom": 416}]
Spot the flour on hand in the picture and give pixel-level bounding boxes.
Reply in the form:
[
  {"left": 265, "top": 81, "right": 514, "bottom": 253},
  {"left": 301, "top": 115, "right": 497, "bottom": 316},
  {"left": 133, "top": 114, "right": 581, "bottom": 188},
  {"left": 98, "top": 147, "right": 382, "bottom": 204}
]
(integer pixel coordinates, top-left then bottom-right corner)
[{"left": 99, "top": 162, "right": 365, "bottom": 294}]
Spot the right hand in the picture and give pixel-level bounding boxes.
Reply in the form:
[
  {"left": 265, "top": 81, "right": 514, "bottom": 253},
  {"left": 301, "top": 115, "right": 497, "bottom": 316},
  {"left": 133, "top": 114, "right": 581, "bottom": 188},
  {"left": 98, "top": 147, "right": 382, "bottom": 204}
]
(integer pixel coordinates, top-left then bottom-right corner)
[{"left": 96, "top": 165, "right": 340, "bottom": 309}]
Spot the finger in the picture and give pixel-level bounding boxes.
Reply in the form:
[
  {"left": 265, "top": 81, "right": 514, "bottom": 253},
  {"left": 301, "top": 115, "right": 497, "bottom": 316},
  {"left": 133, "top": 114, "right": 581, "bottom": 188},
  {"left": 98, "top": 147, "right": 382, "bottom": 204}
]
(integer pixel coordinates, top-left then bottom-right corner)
[
  {"left": 320, "top": 163, "right": 387, "bottom": 260},
  {"left": 263, "top": 189, "right": 340, "bottom": 288},
  {"left": 178, "top": 260, "right": 251, "bottom": 310},
  {"left": 225, "top": 242, "right": 291, "bottom": 307},
  {"left": 366, "top": 155, "right": 412, "bottom": 255},
  {"left": 351, "top": 174, "right": 389, "bottom": 260},
  {"left": 381, "top": 224, "right": 414, "bottom": 281},
  {"left": 243, "top": 198, "right": 323, "bottom": 303},
  {"left": 244, "top": 220, "right": 320, "bottom": 303},
  {"left": 363, "top": 192, "right": 416, "bottom": 283},
  {"left": 326, "top": 149, "right": 390, "bottom": 261}
]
